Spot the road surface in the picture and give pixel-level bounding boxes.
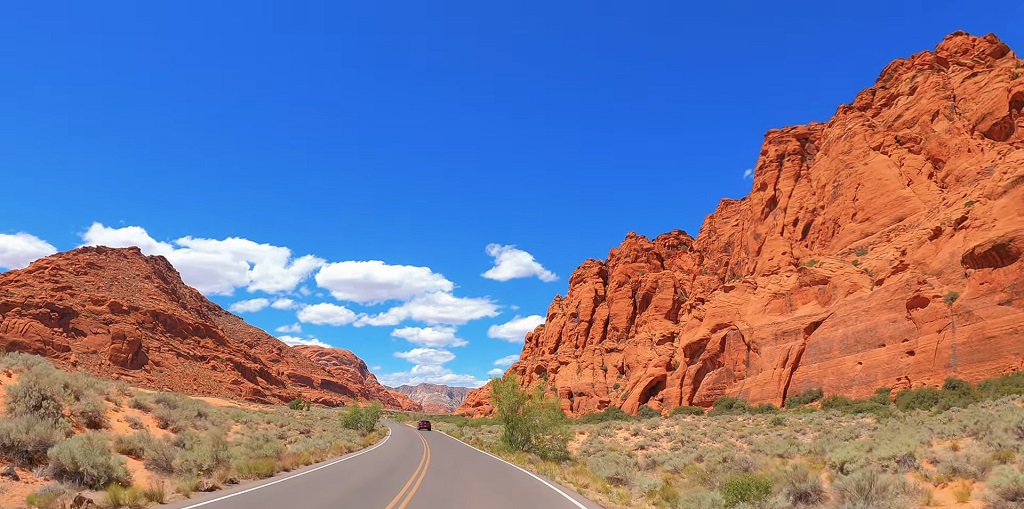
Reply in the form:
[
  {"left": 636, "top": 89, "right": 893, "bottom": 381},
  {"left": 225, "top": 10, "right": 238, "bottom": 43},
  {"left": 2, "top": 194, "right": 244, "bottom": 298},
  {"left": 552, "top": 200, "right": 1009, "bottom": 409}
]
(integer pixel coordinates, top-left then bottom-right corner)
[{"left": 158, "top": 420, "right": 604, "bottom": 509}]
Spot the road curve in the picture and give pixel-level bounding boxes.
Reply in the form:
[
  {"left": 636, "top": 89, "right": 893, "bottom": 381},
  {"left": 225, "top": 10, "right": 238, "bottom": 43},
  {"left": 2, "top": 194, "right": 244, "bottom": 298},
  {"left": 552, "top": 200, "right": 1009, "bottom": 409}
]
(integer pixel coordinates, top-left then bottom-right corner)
[{"left": 158, "top": 420, "right": 604, "bottom": 509}]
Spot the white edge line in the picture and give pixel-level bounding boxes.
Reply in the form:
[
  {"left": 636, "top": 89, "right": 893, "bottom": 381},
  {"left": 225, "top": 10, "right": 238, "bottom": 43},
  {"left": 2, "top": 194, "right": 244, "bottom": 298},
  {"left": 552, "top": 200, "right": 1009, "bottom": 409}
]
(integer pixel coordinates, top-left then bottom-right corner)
[
  {"left": 436, "top": 430, "right": 591, "bottom": 509},
  {"left": 176, "top": 427, "right": 392, "bottom": 509}
]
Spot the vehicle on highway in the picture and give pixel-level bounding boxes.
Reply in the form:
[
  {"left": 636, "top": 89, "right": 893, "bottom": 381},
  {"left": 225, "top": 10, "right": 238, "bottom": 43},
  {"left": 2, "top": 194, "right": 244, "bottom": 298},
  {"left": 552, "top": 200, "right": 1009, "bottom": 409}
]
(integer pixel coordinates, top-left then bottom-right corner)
[{"left": 417, "top": 419, "right": 432, "bottom": 431}]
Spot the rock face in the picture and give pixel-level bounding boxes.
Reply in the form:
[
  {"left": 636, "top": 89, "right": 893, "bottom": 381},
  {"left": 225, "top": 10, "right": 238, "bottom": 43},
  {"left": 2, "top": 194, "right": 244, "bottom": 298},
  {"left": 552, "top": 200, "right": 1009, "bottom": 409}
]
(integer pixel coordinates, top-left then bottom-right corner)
[
  {"left": 0, "top": 246, "right": 420, "bottom": 410},
  {"left": 459, "top": 32, "right": 1024, "bottom": 417},
  {"left": 391, "top": 383, "right": 473, "bottom": 414},
  {"left": 293, "top": 346, "right": 420, "bottom": 410}
]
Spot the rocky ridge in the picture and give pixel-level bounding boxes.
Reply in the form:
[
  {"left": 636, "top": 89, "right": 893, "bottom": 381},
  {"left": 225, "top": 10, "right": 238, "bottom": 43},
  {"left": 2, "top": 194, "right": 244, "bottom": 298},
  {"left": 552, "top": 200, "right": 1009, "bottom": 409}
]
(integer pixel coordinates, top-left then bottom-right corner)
[
  {"left": 0, "top": 246, "right": 421, "bottom": 410},
  {"left": 391, "top": 383, "right": 473, "bottom": 414},
  {"left": 459, "top": 32, "right": 1024, "bottom": 417}
]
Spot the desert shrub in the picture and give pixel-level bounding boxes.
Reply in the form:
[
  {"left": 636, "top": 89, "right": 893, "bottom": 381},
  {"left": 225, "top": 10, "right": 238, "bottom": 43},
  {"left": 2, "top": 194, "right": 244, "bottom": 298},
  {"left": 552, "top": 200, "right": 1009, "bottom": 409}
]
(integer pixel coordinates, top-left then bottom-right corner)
[
  {"left": 287, "top": 398, "right": 311, "bottom": 411},
  {"left": 720, "top": 473, "right": 772, "bottom": 507},
  {"left": 142, "top": 439, "right": 178, "bottom": 474},
  {"left": 894, "top": 387, "right": 941, "bottom": 411},
  {"left": 104, "top": 483, "right": 144, "bottom": 508},
  {"left": 931, "top": 443, "right": 994, "bottom": 481},
  {"left": 114, "top": 430, "right": 155, "bottom": 459},
  {"left": 47, "top": 431, "right": 130, "bottom": 489},
  {"left": 821, "top": 394, "right": 894, "bottom": 418},
  {"left": 24, "top": 484, "right": 74, "bottom": 509},
  {"left": 340, "top": 402, "right": 382, "bottom": 434},
  {"left": 125, "top": 416, "right": 145, "bottom": 430},
  {"left": 5, "top": 365, "right": 66, "bottom": 421},
  {"left": 678, "top": 490, "right": 725, "bottom": 509},
  {"left": 780, "top": 463, "right": 825, "bottom": 506},
  {"left": 586, "top": 450, "right": 638, "bottom": 487},
  {"left": 142, "top": 482, "right": 167, "bottom": 504},
  {"left": 233, "top": 457, "right": 278, "bottom": 479},
  {"left": 670, "top": 405, "right": 705, "bottom": 417},
  {"left": 151, "top": 393, "right": 214, "bottom": 432},
  {"left": 577, "top": 406, "right": 633, "bottom": 423},
  {"left": 832, "top": 466, "right": 913, "bottom": 509},
  {"left": 750, "top": 403, "right": 779, "bottom": 414},
  {"left": 0, "top": 414, "right": 70, "bottom": 467},
  {"left": 491, "top": 375, "right": 570, "bottom": 460},
  {"left": 636, "top": 404, "right": 661, "bottom": 419},
  {"left": 128, "top": 395, "right": 152, "bottom": 412},
  {"left": 172, "top": 430, "right": 229, "bottom": 476},
  {"left": 938, "top": 378, "right": 979, "bottom": 410},
  {"left": 987, "top": 465, "right": 1024, "bottom": 505},
  {"left": 977, "top": 371, "right": 1024, "bottom": 400},
  {"left": 709, "top": 397, "right": 749, "bottom": 416},
  {"left": 786, "top": 388, "right": 824, "bottom": 407}
]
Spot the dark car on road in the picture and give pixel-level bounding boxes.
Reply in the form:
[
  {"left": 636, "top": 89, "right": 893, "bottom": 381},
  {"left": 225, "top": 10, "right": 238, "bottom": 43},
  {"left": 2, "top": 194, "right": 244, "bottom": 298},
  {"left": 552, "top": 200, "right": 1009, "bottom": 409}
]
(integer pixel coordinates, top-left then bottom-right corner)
[{"left": 417, "top": 420, "right": 431, "bottom": 431}]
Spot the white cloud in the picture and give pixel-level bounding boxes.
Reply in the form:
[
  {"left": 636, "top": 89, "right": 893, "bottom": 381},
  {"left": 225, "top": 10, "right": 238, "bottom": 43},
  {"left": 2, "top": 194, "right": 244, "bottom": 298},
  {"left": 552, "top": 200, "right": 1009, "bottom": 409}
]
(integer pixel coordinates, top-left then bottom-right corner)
[
  {"left": 487, "top": 315, "right": 546, "bottom": 343},
  {"left": 229, "top": 298, "right": 270, "bottom": 313},
  {"left": 394, "top": 348, "right": 456, "bottom": 366},
  {"left": 81, "top": 223, "right": 324, "bottom": 295},
  {"left": 390, "top": 326, "right": 468, "bottom": 348},
  {"left": 315, "top": 260, "right": 453, "bottom": 304},
  {"left": 493, "top": 354, "right": 520, "bottom": 367},
  {"left": 0, "top": 232, "right": 58, "bottom": 270},
  {"left": 482, "top": 244, "right": 557, "bottom": 282},
  {"left": 277, "top": 335, "right": 331, "bottom": 348},
  {"left": 377, "top": 364, "right": 486, "bottom": 388},
  {"left": 743, "top": 168, "right": 754, "bottom": 179},
  {"left": 356, "top": 291, "right": 500, "bottom": 326},
  {"left": 487, "top": 368, "right": 505, "bottom": 377},
  {"left": 297, "top": 303, "right": 358, "bottom": 326},
  {"left": 275, "top": 323, "right": 302, "bottom": 334},
  {"left": 271, "top": 298, "right": 299, "bottom": 310}
]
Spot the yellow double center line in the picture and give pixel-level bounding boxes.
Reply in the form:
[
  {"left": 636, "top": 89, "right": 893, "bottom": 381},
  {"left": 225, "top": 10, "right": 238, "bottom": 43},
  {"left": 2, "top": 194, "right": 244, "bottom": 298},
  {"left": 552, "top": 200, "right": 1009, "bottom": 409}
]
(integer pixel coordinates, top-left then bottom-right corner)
[{"left": 385, "top": 429, "right": 431, "bottom": 509}]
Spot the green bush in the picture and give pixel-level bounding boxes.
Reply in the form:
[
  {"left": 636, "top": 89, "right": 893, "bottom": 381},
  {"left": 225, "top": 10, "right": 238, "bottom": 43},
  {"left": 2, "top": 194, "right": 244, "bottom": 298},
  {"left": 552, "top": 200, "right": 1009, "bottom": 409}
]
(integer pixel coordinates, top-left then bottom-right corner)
[
  {"left": 172, "top": 430, "right": 229, "bottom": 476},
  {"left": 977, "top": 371, "right": 1024, "bottom": 400},
  {"left": 151, "top": 393, "right": 214, "bottom": 432},
  {"left": 708, "top": 397, "right": 749, "bottom": 416},
  {"left": 0, "top": 414, "right": 70, "bottom": 467},
  {"left": 5, "top": 365, "right": 66, "bottom": 421},
  {"left": 340, "top": 402, "right": 382, "bottom": 434},
  {"left": 490, "top": 375, "right": 570, "bottom": 460},
  {"left": 142, "top": 439, "right": 178, "bottom": 474},
  {"left": 233, "top": 457, "right": 278, "bottom": 479},
  {"left": 47, "top": 431, "right": 131, "bottom": 489},
  {"left": 937, "top": 378, "right": 979, "bottom": 410},
  {"left": 785, "top": 387, "right": 824, "bottom": 407},
  {"left": 288, "top": 398, "right": 311, "bottom": 411},
  {"left": 669, "top": 405, "right": 705, "bottom": 417},
  {"left": 720, "top": 473, "right": 772, "bottom": 507},
  {"left": 24, "top": 484, "right": 73, "bottom": 509},
  {"left": 820, "top": 394, "right": 894, "bottom": 418},
  {"left": 988, "top": 465, "right": 1024, "bottom": 505},
  {"left": 636, "top": 404, "right": 661, "bottom": 419},
  {"left": 576, "top": 406, "right": 633, "bottom": 424},
  {"left": 894, "top": 387, "right": 941, "bottom": 411}
]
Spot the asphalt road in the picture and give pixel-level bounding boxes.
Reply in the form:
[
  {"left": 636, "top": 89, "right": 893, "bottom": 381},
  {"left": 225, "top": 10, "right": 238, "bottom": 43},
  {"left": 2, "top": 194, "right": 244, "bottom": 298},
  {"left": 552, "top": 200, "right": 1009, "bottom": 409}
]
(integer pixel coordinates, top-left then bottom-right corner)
[{"left": 158, "top": 420, "right": 604, "bottom": 509}]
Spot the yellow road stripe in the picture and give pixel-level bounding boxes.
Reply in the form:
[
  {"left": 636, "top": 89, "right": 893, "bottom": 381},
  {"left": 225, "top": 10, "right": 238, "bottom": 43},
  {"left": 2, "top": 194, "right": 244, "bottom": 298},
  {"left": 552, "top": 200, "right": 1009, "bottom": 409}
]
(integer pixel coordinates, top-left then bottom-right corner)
[
  {"left": 385, "top": 430, "right": 430, "bottom": 509},
  {"left": 397, "top": 432, "right": 430, "bottom": 509}
]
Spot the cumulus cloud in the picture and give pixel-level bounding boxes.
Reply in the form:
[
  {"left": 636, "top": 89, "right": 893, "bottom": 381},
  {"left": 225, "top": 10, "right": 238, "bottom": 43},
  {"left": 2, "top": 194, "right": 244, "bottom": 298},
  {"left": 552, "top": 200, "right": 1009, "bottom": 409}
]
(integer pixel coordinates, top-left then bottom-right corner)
[
  {"left": 393, "top": 347, "right": 456, "bottom": 366},
  {"left": 275, "top": 323, "right": 302, "bottom": 334},
  {"left": 229, "top": 298, "right": 270, "bottom": 313},
  {"left": 487, "top": 315, "right": 546, "bottom": 343},
  {"left": 315, "top": 260, "right": 453, "bottom": 304},
  {"left": 271, "top": 298, "right": 299, "bottom": 310},
  {"left": 81, "top": 223, "right": 324, "bottom": 295},
  {"left": 743, "top": 168, "right": 754, "bottom": 179},
  {"left": 482, "top": 244, "right": 557, "bottom": 282},
  {"left": 356, "top": 292, "right": 500, "bottom": 327},
  {"left": 493, "top": 354, "right": 520, "bottom": 367},
  {"left": 0, "top": 232, "right": 58, "bottom": 270},
  {"left": 487, "top": 368, "right": 504, "bottom": 377},
  {"left": 376, "top": 365, "right": 486, "bottom": 388},
  {"left": 391, "top": 326, "right": 468, "bottom": 348},
  {"left": 297, "top": 303, "right": 358, "bottom": 326},
  {"left": 277, "top": 335, "right": 331, "bottom": 348}
]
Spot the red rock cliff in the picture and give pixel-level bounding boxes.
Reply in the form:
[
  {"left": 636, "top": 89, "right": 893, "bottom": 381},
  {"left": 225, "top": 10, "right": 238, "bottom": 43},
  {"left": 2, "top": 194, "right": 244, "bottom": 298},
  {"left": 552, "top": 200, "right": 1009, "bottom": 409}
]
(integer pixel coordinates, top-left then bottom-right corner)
[
  {"left": 0, "top": 246, "right": 420, "bottom": 410},
  {"left": 459, "top": 32, "right": 1024, "bottom": 417}
]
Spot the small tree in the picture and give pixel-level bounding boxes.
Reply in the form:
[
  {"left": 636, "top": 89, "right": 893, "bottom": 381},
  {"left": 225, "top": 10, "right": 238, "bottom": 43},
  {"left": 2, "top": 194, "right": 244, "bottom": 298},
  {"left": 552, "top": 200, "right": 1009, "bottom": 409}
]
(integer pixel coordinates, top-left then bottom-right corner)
[
  {"left": 490, "top": 375, "right": 569, "bottom": 460},
  {"left": 341, "top": 402, "right": 381, "bottom": 434}
]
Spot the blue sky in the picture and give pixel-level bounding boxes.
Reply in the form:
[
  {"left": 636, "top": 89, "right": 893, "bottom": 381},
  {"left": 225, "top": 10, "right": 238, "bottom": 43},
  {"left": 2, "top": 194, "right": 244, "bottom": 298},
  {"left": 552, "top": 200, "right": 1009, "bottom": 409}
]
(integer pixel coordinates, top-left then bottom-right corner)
[{"left": 1, "top": 2, "right": 1020, "bottom": 387}]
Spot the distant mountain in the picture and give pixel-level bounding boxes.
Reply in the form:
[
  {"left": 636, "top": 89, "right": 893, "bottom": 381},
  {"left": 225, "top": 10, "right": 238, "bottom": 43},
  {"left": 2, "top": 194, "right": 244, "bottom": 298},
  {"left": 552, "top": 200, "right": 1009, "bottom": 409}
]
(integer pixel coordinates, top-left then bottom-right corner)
[
  {"left": 0, "top": 246, "right": 419, "bottom": 410},
  {"left": 391, "top": 383, "right": 473, "bottom": 414},
  {"left": 460, "top": 31, "right": 1024, "bottom": 417}
]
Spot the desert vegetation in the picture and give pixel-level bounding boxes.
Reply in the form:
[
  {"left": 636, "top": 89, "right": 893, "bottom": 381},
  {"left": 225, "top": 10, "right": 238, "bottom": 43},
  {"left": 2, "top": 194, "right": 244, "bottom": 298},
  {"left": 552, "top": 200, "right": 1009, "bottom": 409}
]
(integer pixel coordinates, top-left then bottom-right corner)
[
  {"left": 0, "top": 352, "right": 384, "bottom": 509},
  {"left": 411, "top": 372, "right": 1024, "bottom": 509}
]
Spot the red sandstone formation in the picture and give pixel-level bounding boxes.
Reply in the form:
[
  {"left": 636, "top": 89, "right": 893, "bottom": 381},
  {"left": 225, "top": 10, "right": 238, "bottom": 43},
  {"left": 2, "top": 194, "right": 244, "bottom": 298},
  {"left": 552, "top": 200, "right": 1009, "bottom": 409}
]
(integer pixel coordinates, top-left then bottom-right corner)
[
  {"left": 0, "top": 246, "right": 420, "bottom": 411},
  {"left": 391, "top": 383, "right": 473, "bottom": 414},
  {"left": 292, "top": 345, "right": 419, "bottom": 410},
  {"left": 459, "top": 32, "right": 1024, "bottom": 417}
]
